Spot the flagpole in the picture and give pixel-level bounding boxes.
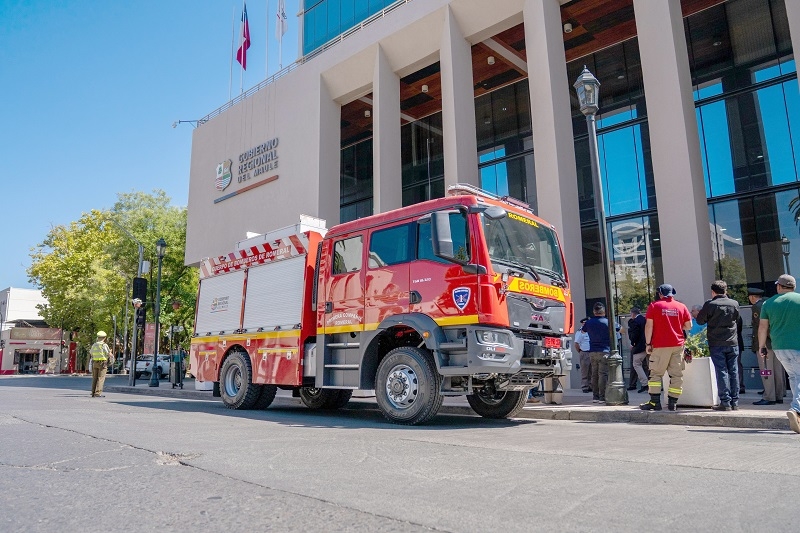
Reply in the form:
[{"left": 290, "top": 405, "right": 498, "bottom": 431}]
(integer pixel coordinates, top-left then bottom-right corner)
[
  {"left": 240, "top": 0, "right": 245, "bottom": 94},
  {"left": 229, "top": 5, "right": 235, "bottom": 101},
  {"left": 265, "top": 0, "right": 270, "bottom": 79}
]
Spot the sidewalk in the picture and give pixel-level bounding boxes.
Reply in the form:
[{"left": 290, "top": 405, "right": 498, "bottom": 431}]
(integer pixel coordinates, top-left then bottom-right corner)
[{"left": 104, "top": 377, "right": 792, "bottom": 431}]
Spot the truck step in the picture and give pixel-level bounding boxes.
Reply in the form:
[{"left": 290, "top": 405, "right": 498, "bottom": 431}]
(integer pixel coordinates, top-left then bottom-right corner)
[{"left": 326, "top": 343, "right": 361, "bottom": 349}]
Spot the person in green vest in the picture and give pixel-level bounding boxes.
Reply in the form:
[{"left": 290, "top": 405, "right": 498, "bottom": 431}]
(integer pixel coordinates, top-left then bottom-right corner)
[{"left": 90, "top": 331, "right": 113, "bottom": 397}]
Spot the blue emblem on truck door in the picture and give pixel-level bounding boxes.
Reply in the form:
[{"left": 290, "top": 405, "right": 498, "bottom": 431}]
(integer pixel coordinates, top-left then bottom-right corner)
[{"left": 453, "top": 287, "right": 471, "bottom": 311}]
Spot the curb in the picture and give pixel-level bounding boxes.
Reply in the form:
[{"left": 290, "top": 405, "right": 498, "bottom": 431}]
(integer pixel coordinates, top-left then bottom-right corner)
[{"left": 105, "top": 385, "right": 790, "bottom": 431}]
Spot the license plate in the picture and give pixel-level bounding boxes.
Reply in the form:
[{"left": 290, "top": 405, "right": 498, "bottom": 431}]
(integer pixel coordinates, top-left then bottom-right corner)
[{"left": 544, "top": 337, "right": 561, "bottom": 349}]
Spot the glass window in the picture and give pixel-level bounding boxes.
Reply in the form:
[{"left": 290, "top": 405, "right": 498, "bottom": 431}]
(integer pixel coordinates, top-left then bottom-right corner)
[
  {"left": 369, "top": 224, "right": 414, "bottom": 268},
  {"left": 609, "top": 216, "right": 662, "bottom": 312},
  {"left": 402, "top": 112, "right": 444, "bottom": 205},
  {"left": 327, "top": 0, "right": 341, "bottom": 37},
  {"left": 340, "top": 139, "right": 373, "bottom": 223},
  {"left": 332, "top": 236, "right": 363, "bottom": 275},
  {"left": 417, "top": 212, "right": 469, "bottom": 262}
]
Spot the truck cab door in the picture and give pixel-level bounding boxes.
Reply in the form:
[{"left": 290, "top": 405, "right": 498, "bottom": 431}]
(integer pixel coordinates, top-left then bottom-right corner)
[
  {"left": 411, "top": 211, "right": 480, "bottom": 323},
  {"left": 365, "top": 223, "right": 414, "bottom": 327},
  {"left": 319, "top": 234, "right": 365, "bottom": 387}
]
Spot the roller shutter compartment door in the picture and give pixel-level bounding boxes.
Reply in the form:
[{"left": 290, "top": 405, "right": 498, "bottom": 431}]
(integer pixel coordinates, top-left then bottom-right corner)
[
  {"left": 195, "top": 270, "right": 246, "bottom": 335},
  {"left": 242, "top": 255, "right": 306, "bottom": 331}
]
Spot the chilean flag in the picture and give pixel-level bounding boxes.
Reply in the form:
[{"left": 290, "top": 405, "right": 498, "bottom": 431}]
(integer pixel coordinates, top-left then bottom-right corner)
[{"left": 236, "top": 4, "right": 251, "bottom": 70}]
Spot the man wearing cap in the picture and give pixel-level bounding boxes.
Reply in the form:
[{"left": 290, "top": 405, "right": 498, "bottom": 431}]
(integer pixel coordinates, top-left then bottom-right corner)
[
  {"left": 574, "top": 318, "right": 592, "bottom": 393},
  {"left": 582, "top": 303, "right": 612, "bottom": 403},
  {"left": 750, "top": 287, "right": 785, "bottom": 405},
  {"left": 758, "top": 274, "right": 800, "bottom": 433},
  {"left": 641, "top": 284, "right": 693, "bottom": 411},
  {"left": 627, "top": 306, "right": 648, "bottom": 393},
  {"left": 694, "top": 280, "right": 741, "bottom": 411},
  {"left": 89, "top": 331, "right": 113, "bottom": 398}
]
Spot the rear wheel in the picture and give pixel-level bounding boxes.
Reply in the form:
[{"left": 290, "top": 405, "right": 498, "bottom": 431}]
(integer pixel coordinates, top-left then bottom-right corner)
[
  {"left": 299, "top": 387, "right": 340, "bottom": 409},
  {"left": 219, "top": 351, "right": 260, "bottom": 409},
  {"left": 375, "top": 346, "right": 442, "bottom": 425},
  {"left": 466, "top": 389, "right": 527, "bottom": 419},
  {"left": 252, "top": 385, "right": 278, "bottom": 409},
  {"left": 325, "top": 389, "right": 352, "bottom": 409}
]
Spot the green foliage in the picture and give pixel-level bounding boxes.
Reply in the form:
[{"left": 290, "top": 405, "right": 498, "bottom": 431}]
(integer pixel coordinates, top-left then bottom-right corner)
[
  {"left": 684, "top": 329, "right": 710, "bottom": 358},
  {"left": 715, "top": 256, "right": 748, "bottom": 305},
  {"left": 614, "top": 270, "right": 653, "bottom": 315},
  {"left": 27, "top": 190, "right": 197, "bottom": 356}
]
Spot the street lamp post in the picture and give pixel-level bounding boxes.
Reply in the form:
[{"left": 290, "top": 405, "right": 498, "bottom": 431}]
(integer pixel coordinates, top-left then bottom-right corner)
[
  {"left": 170, "top": 301, "right": 182, "bottom": 355},
  {"left": 574, "top": 66, "right": 628, "bottom": 406},
  {"left": 129, "top": 298, "right": 143, "bottom": 386},
  {"left": 149, "top": 238, "right": 167, "bottom": 387},
  {"left": 782, "top": 234, "right": 791, "bottom": 275}
]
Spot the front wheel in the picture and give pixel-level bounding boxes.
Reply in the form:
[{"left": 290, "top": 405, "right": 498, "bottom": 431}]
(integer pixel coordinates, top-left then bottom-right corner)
[
  {"left": 467, "top": 389, "right": 527, "bottom": 419},
  {"left": 219, "top": 351, "right": 260, "bottom": 409},
  {"left": 375, "top": 346, "right": 442, "bottom": 425}
]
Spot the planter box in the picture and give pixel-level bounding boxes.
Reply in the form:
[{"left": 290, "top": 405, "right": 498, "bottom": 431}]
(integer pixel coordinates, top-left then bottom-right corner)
[{"left": 662, "top": 357, "right": 719, "bottom": 407}]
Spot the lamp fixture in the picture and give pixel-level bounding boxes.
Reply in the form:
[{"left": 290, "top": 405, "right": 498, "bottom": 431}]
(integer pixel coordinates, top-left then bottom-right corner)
[
  {"left": 563, "top": 23, "right": 573, "bottom": 34},
  {"left": 364, "top": 109, "right": 371, "bottom": 118},
  {"left": 172, "top": 119, "right": 200, "bottom": 129},
  {"left": 421, "top": 84, "right": 429, "bottom": 93},
  {"left": 488, "top": 56, "right": 495, "bottom": 65}
]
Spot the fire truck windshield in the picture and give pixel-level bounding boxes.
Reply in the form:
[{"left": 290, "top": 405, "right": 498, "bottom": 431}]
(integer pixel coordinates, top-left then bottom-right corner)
[{"left": 481, "top": 212, "right": 566, "bottom": 282}]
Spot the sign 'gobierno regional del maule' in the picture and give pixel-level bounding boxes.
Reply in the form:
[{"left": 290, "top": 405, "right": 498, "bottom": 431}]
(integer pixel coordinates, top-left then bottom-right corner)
[{"left": 214, "top": 137, "right": 279, "bottom": 203}]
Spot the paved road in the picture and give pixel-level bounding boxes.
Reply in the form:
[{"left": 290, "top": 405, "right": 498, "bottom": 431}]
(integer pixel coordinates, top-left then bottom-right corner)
[{"left": 1, "top": 375, "right": 798, "bottom": 532}]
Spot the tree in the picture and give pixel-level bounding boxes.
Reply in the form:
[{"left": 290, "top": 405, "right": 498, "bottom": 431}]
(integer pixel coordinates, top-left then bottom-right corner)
[
  {"left": 613, "top": 269, "right": 653, "bottom": 315},
  {"left": 715, "top": 255, "right": 747, "bottom": 305},
  {"left": 27, "top": 190, "right": 197, "bottom": 363}
]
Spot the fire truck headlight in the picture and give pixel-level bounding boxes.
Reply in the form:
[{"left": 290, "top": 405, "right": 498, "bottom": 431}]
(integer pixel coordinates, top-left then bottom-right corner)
[{"left": 475, "top": 330, "right": 512, "bottom": 347}]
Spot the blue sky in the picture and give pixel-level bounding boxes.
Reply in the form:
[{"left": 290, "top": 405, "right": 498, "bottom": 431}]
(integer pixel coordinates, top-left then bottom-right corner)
[{"left": 0, "top": 0, "right": 299, "bottom": 289}]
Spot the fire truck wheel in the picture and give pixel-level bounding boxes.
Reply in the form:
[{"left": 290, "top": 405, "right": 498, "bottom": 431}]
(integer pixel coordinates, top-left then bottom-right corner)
[
  {"left": 253, "top": 384, "right": 277, "bottom": 409},
  {"left": 375, "top": 346, "right": 443, "bottom": 425},
  {"left": 466, "top": 389, "right": 527, "bottom": 419},
  {"left": 325, "top": 389, "right": 352, "bottom": 409},
  {"left": 219, "top": 351, "right": 260, "bottom": 409},
  {"left": 299, "top": 387, "right": 340, "bottom": 409}
]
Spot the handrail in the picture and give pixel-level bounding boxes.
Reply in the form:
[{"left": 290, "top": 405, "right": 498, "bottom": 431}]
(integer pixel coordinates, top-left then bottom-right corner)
[{"left": 197, "top": 0, "right": 414, "bottom": 127}]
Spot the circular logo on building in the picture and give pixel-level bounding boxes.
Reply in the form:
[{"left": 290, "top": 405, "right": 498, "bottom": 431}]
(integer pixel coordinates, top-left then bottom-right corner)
[{"left": 215, "top": 159, "right": 232, "bottom": 191}]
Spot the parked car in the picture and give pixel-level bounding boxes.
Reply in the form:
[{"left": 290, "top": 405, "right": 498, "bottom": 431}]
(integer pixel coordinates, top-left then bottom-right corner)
[{"left": 125, "top": 354, "right": 170, "bottom": 379}]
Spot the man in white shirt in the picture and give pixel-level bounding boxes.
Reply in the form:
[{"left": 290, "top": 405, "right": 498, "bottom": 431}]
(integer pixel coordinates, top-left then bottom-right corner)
[{"left": 574, "top": 317, "right": 591, "bottom": 393}]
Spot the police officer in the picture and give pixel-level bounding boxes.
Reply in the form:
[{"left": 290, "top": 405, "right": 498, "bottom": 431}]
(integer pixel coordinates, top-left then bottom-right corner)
[
  {"left": 90, "top": 331, "right": 113, "bottom": 397},
  {"left": 750, "top": 287, "right": 786, "bottom": 405}
]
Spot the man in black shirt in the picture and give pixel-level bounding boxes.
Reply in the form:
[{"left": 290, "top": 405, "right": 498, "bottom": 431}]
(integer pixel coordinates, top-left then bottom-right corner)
[
  {"left": 694, "top": 280, "right": 741, "bottom": 411},
  {"left": 626, "top": 306, "right": 648, "bottom": 393}
]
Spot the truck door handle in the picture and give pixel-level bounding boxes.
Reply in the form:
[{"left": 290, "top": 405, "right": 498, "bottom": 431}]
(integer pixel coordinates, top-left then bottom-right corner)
[
  {"left": 325, "top": 302, "right": 333, "bottom": 313},
  {"left": 409, "top": 291, "right": 422, "bottom": 305}
]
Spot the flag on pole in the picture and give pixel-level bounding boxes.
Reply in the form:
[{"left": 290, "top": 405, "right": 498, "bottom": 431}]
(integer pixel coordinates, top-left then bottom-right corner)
[
  {"left": 276, "top": 0, "right": 288, "bottom": 39},
  {"left": 236, "top": 3, "right": 251, "bottom": 70}
]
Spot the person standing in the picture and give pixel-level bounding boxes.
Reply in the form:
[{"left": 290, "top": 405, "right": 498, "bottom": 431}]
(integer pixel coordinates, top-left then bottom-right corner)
[
  {"left": 582, "top": 303, "right": 611, "bottom": 404},
  {"left": 90, "top": 331, "right": 113, "bottom": 398},
  {"left": 693, "top": 280, "right": 741, "bottom": 411},
  {"left": 749, "top": 287, "right": 786, "bottom": 405},
  {"left": 640, "top": 284, "right": 693, "bottom": 412},
  {"left": 627, "top": 306, "right": 648, "bottom": 393},
  {"left": 758, "top": 274, "right": 800, "bottom": 433},
  {"left": 574, "top": 318, "right": 592, "bottom": 393}
]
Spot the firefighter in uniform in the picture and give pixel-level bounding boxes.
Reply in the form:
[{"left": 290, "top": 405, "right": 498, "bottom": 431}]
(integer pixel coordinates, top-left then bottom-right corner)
[
  {"left": 90, "top": 331, "right": 113, "bottom": 397},
  {"left": 640, "top": 284, "right": 693, "bottom": 411}
]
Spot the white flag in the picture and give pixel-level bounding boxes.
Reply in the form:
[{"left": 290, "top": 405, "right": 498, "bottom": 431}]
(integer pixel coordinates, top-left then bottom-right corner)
[{"left": 276, "top": 0, "right": 288, "bottom": 39}]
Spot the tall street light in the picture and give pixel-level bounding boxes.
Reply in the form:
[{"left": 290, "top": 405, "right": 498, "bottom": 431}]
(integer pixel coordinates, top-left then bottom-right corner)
[
  {"left": 781, "top": 234, "right": 791, "bottom": 275},
  {"left": 574, "top": 66, "right": 628, "bottom": 406},
  {"left": 149, "top": 238, "right": 167, "bottom": 387}
]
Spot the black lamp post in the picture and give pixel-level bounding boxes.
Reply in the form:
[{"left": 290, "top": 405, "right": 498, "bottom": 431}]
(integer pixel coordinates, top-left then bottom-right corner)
[
  {"left": 573, "top": 66, "right": 627, "bottom": 405},
  {"left": 782, "top": 234, "right": 791, "bottom": 276},
  {"left": 149, "top": 238, "right": 167, "bottom": 387}
]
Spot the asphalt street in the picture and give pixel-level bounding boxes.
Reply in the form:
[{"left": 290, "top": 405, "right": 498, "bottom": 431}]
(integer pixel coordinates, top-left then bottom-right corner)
[{"left": 1, "top": 375, "right": 797, "bottom": 532}]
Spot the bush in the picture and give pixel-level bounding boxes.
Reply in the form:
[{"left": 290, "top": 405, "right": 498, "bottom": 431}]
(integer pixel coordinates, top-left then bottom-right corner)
[{"left": 685, "top": 329, "right": 709, "bottom": 358}]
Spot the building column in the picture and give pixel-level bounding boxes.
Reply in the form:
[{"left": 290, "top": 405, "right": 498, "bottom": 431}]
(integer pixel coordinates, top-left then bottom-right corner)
[
  {"left": 373, "top": 45, "right": 403, "bottom": 213},
  {"left": 440, "top": 6, "right": 479, "bottom": 189},
  {"left": 634, "top": 0, "right": 714, "bottom": 307},
  {"left": 317, "top": 78, "right": 342, "bottom": 226},
  {"left": 786, "top": 0, "right": 800, "bottom": 78},
  {"left": 523, "top": 0, "right": 586, "bottom": 325}
]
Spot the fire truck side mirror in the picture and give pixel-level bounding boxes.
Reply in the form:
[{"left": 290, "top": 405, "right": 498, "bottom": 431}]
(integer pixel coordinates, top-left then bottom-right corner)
[{"left": 431, "top": 211, "right": 454, "bottom": 260}]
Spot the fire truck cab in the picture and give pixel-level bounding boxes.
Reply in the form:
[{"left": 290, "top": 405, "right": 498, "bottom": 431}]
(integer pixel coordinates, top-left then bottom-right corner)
[{"left": 191, "top": 185, "right": 573, "bottom": 425}]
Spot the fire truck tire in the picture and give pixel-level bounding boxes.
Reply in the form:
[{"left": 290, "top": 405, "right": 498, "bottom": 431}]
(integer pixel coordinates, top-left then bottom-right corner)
[
  {"left": 324, "top": 389, "right": 352, "bottom": 409},
  {"left": 299, "top": 387, "right": 339, "bottom": 409},
  {"left": 219, "top": 351, "right": 260, "bottom": 410},
  {"left": 466, "top": 389, "right": 527, "bottom": 419},
  {"left": 253, "top": 384, "right": 277, "bottom": 409},
  {"left": 375, "top": 346, "right": 442, "bottom": 425}
]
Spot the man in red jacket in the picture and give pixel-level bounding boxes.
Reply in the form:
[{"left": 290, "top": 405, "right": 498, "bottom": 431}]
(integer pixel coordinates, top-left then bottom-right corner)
[{"left": 640, "top": 284, "right": 693, "bottom": 412}]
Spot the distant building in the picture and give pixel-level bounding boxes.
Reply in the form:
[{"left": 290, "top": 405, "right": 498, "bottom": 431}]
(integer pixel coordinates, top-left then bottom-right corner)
[{"left": 0, "top": 288, "right": 66, "bottom": 375}]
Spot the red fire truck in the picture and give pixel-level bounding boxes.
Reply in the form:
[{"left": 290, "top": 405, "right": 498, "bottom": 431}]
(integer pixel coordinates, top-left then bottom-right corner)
[{"left": 191, "top": 184, "right": 574, "bottom": 425}]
